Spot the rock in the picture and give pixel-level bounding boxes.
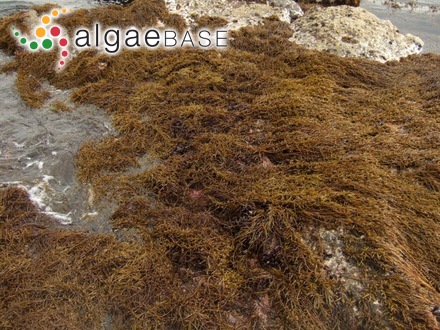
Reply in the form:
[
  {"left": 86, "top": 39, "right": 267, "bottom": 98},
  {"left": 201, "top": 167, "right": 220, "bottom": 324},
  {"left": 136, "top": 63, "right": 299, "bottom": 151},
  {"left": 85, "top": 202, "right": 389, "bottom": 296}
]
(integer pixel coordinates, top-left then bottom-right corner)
[
  {"left": 165, "top": 0, "right": 303, "bottom": 30},
  {"left": 165, "top": 1, "right": 422, "bottom": 63},
  {"left": 304, "top": 0, "right": 360, "bottom": 6},
  {"left": 268, "top": 0, "right": 304, "bottom": 20},
  {"left": 98, "top": 0, "right": 134, "bottom": 4},
  {"left": 290, "top": 6, "right": 423, "bottom": 62},
  {"left": 430, "top": 306, "right": 440, "bottom": 323}
]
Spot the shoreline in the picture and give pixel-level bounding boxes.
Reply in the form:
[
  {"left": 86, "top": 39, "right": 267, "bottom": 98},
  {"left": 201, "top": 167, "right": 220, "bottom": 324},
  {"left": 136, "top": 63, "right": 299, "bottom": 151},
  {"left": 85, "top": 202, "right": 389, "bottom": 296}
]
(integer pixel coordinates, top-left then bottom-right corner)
[
  {"left": 360, "top": 0, "right": 440, "bottom": 53},
  {"left": 0, "top": 1, "right": 439, "bottom": 329}
]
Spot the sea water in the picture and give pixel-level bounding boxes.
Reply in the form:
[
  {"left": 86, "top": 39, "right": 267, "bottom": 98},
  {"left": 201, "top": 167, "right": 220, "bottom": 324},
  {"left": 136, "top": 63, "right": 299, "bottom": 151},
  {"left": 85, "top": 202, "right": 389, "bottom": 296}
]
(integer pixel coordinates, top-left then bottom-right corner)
[
  {"left": 0, "top": 50, "right": 116, "bottom": 230},
  {"left": 0, "top": 0, "right": 96, "bottom": 16},
  {"left": 361, "top": 0, "right": 440, "bottom": 53}
]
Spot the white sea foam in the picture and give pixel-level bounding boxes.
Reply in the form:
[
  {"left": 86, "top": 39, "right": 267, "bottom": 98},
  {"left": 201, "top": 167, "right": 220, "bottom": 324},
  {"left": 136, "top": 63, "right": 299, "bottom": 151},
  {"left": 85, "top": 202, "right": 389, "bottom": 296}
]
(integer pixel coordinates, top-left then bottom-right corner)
[
  {"left": 26, "top": 160, "right": 44, "bottom": 170},
  {"left": 18, "top": 179, "right": 73, "bottom": 225}
]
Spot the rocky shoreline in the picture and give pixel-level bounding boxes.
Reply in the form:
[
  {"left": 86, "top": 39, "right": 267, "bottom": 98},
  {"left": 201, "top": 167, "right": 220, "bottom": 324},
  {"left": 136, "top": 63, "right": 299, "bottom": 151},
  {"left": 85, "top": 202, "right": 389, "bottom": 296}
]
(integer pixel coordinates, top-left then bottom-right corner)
[
  {"left": 0, "top": 1, "right": 439, "bottom": 329},
  {"left": 161, "top": 0, "right": 426, "bottom": 62}
]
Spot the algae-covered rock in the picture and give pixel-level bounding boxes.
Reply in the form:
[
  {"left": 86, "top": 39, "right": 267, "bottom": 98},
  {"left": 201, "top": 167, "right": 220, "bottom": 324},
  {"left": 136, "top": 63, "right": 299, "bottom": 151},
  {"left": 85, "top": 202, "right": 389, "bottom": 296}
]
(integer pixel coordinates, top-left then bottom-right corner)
[
  {"left": 165, "top": 1, "right": 420, "bottom": 63},
  {"left": 299, "top": 0, "right": 360, "bottom": 6},
  {"left": 1, "top": 1, "right": 439, "bottom": 329},
  {"left": 290, "top": 5, "right": 424, "bottom": 62},
  {"left": 165, "top": 0, "right": 303, "bottom": 29}
]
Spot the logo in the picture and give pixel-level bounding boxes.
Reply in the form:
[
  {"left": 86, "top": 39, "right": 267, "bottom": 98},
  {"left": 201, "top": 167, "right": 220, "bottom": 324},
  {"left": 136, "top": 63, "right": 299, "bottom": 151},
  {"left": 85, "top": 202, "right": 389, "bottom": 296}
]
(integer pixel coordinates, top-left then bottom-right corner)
[
  {"left": 12, "top": 8, "right": 73, "bottom": 71},
  {"left": 12, "top": 7, "right": 228, "bottom": 72}
]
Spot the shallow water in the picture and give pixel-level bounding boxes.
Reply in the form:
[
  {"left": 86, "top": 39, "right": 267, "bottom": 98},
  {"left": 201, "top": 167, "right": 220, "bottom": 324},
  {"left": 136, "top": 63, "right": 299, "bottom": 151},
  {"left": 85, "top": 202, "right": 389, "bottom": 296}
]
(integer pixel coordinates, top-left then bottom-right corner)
[
  {"left": 0, "top": 52, "right": 116, "bottom": 231},
  {"left": 0, "top": 0, "right": 96, "bottom": 16},
  {"left": 361, "top": 0, "right": 440, "bottom": 53},
  {"left": 0, "top": 0, "right": 119, "bottom": 231}
]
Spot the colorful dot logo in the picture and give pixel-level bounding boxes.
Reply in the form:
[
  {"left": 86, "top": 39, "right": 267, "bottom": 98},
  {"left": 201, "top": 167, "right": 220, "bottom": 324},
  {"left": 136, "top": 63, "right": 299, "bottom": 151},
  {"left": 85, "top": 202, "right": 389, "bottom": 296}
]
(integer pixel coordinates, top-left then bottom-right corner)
[{"left": 11, "top": 8, "right": 73, "bottom": 71}]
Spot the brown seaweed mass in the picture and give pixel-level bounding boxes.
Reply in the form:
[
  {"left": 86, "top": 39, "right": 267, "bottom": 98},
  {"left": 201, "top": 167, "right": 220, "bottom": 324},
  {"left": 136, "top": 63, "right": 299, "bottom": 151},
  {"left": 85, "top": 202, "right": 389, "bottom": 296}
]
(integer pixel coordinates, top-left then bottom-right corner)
[{"left": 0, "top": 1, "right": 439, "bottom": 329}]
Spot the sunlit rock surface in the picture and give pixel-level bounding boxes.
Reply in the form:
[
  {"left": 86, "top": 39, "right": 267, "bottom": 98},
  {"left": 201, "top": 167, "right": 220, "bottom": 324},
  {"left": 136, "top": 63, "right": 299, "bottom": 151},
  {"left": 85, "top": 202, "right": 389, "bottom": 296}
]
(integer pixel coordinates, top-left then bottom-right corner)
[
  {"left": 165, "top": 0, "right": 303, "bottom": 29},
  {"left": 290, "top": 5, "right": 424, "bottom": 62}
]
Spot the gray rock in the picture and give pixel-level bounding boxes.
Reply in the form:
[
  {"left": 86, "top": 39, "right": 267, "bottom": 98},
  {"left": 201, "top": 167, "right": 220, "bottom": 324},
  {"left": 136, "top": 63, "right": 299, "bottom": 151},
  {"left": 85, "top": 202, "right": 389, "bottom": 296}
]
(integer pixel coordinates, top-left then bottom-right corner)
[
  {"left": 290, "top": 6, "right": 424, "bottom": 62},
  {"left": 268, "top": 0, "right": 304, "bottom": 20}
]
